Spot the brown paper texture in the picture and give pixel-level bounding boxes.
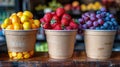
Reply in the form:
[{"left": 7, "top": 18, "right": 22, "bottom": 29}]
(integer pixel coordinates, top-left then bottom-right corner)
[
  {"left": 45, "top": 30, "right": 77, "bottom": 59},
  {"left": 4, "top": 29, "right": 38, "bottom": 52},
  {"left": 84, "top": 30, "right": 116, "bottom": 59}
]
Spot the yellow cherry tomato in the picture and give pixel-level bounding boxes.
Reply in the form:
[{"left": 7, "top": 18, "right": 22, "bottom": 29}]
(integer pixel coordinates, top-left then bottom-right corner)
[
  {"left": 11, "top": 15, "right": 20, "bottom": 24},
  {"left": 13, "top": 23, "right": 22, "bottom": 30},
  {"left": 11, "top": 52, "right": 17, "bottom": 57},
  {"left": 17, "top": 52, "right": 23, "bottom": 59},
  {"left": 32, "top": 24, "right": 38, "bottom": 29},
  {"left": 24, "top": 53, "right": 30, "bottom": 59},
  {"left": 20, "top": 15, "right": 29, "bottom": 23},
  {"left": 17, "top": 11, "right": 23, "bottom": 18},
  {"left": 23, "top": 22, "right": 31, "bottom": 30},
  {"left": 6, "top": 24, "right": 14, "bottom": 30},
  {"left": 3, "top": 18, "right": 12, "bottom": 25},
  {"left": 23, "top": 11, "right": 33, "bottom": 19},
  {"left": 34, "top": 19, "right": 40, "bottom": 27},
  {"left": 1, "top": 23, "right": 7, "bottom": 29}
]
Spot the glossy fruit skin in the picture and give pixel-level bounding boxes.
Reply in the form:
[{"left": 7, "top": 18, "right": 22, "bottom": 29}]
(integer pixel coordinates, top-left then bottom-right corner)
[
  {"left": 34, "top": 19, "right": 40, "bottom": 28},
  {"left": 13, "top": 23, "right": 22, "bottom": 30},
  {"left": 23, "top": 22, "right": 31, "bottom": 30},
  {"left": 17, "top": 12, "right": 23, "bottom": 18},
  {"left": 62, "top": 13, "right": 71, "bottom": 21},
  {"left": 78, "top": 8, "right": 118, "bottom": 30},
  {"left": 20, "top": 15, "right": 29, "bottom": 23},
  {"left": 43, "top": 23, "right": 51, "bottom": 29},
  {"left": 1, "top": 11, "right": 40, "bottom": 30},
  {"left": 43, "top": 13, "right": 53, "bottom": 23},
  {"left": 11, "top": 15, "right": 20, "bottom": 24},
  {"left": 61, "top": 18, "right": 69, "bottom": 26},
  {"left": 40, "top": 7, "right": 79, "bottom": 30},
  {"left": 53, "top": 24, "right": 62, "bottom": 30},
  {"left": 56, "top": 7, "right": 65, "bottom": 17},
  {"left": 23, "top": 11, "right": 33, "bottom": 18},
  {"left": 69, "top": 20, "right": 78, "bottom": 29}
]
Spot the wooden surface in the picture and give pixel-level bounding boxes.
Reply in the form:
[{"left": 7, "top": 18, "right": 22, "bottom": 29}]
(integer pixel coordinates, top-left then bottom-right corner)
[{"left": 0, "top": 51, "right": 120, "bottom": 67}]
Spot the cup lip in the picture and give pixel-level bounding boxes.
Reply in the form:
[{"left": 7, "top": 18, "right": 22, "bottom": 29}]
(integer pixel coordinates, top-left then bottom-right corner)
[
  {"left": 3, "top": 29, "right": 38, "bottom": 32},
  {"left": 84, "top": 29, "right": 117, "bottom": 32},
  {"left": 44, "top": 29, "right": 78, "bottom": 32}
]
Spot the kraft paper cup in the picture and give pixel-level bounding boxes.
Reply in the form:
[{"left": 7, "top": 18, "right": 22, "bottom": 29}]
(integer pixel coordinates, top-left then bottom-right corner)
[
  {"left": 4, "top": 29, "right": 38, "bottom": 60},
  {"left": 84, "top": 30, "right": 116, "bottom": 60},
  {"left": 45, "top": 30, "right": 77, "bottom": 59}
]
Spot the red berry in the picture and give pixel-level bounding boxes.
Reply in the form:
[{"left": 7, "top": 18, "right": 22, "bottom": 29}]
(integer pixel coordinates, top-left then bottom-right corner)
[
  {"left": 65, "top": 26, "right": 73, "bottom": 30},
  {"left": 40, "top": 18, "right": 46, "bottom": 24},
  {"left": 43, "top": 23, "right": 51, "bottom": 29},
  {"left": 69, "top": 21, "right": 78, "bottom": 29},
  {"left": 52, "top": 15, "right": 60, "bottom": 22},
  {"left": 56, "top": 7, "right": 65, "bottom": 17},
  {"left": 44, "top": 13, "right": 53, "bottom": 23},
  {"left": 61, "top": 18, "right": 69, "bottom": 26},
  {"left": 51, "top": 21, "right": 60, "bottom": 28},
  {"left": 53, "top": 24, "right": 62, "bottom": 30},
  {"left": 62, "top": 13, "right": 71, "bottom": 21}
]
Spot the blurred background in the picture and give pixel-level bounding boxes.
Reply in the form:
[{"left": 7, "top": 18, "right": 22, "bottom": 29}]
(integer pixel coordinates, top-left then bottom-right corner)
[{"left": 0, "top": 0, "right": 120, "bottom": 52}]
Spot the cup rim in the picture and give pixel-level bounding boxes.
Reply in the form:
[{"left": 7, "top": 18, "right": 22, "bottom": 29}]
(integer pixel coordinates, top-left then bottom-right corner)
[
  {"left": 84, "top": 29, "right": 117, "bottom": 32},
  {"left": 44, "top": 29, "right": 78, "bottom": 32},
  {"left": 3, "top": 29, "right": 38, "bottom": 32}
]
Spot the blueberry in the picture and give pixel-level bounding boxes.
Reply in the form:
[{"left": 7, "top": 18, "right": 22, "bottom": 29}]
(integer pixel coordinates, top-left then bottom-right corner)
[
  {"left": 109, "top": 14, "right": 114, "bottom": 18},
  {"left": 106, "top": 12, "right": 110, "bottom": 16},
  {"left": 107, "top": 21, "right": 113, "bottom": 26},
  {"left": 105, "top": 17, "right": 110, "bottom": 21},
  {"left": 111, "top": 26, "right": 116, "bottom": 30},
  {"left": 100, "top": 26, "right": 105, "bottom": 30},
  {"left": 103, "top": 23, "right": 109, "bottom": 28},
  {"left": 100, "top": 7, "right": 107, "bottom": 12},
  {"left": 95, "top": 27, "right": 100, "bottom": 30},
  {"left": 96, "top": 11, "right": 101, "bottom": 14},
  {"left": 111, "top": 18, "right": 116, "bottom": 22},
  {"left": 101, "top": 12, "right": 105, "bottom": 17},
  {"left": 113, "top": 21, "right": 118, "bottom": 26}
]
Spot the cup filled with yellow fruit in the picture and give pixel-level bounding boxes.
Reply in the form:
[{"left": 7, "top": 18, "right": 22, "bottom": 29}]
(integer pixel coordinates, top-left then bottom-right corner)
[{"left": 1, "top": 11, "right": 40, "bottom": 60}]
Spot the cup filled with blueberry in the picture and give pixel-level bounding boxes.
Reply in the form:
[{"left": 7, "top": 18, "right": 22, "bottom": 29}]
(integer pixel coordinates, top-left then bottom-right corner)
[{"left": 78, "top": 8, "right": 119, "bottom": 60}]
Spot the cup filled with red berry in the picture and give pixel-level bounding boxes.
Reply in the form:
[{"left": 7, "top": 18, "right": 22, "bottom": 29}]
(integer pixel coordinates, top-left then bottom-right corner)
[
  {"left": 40, "top": 7, "right": 79, "bottom": 59},
  {"left": 78, "top": 8, "right": 119, "bottom": 60}
]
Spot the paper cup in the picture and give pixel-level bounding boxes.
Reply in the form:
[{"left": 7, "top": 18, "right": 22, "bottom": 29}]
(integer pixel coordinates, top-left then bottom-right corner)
[
  {"left": 45, "top": 30, "right": 77, "bottom": 59},
  {"left": 84, "top": 30, "right": 116, "bottom": 59},
  {"left": 4, "top": 29, "right": 38, "bottom": 59}
]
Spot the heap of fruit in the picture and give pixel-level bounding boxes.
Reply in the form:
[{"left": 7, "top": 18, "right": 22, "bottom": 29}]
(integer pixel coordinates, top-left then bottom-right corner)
[
  {"left": 78, "top": 8, "right": 118, "bottom": 30},
  {"left": 40, "top": 7, "right": 79, "bottom": 30},
  {"left": 81, "top": 1, "right": 103, "bottom": 11},
  {"left": 1, "top": 11, "right": 40, "bottom": 30},
  {"left": 8, "top": 50, "right": 34, "bottom": 59}
]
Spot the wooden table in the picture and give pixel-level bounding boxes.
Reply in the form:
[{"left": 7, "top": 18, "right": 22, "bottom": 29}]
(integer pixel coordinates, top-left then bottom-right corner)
[{"left": 0, "top": 51, "right": 120, "bottom": 67}]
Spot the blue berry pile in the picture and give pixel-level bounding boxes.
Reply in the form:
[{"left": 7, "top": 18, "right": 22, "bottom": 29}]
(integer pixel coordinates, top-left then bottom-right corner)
[{"left": 78, "top": 8, "right": 119, "bottom": 30}]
